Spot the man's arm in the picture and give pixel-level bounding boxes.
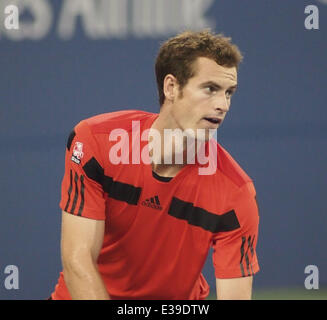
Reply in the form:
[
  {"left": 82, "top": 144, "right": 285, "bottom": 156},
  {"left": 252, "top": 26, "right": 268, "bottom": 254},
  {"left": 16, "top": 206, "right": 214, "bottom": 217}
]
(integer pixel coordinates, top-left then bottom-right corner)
[
  {"left": 216, "top": 276, "right": 253, "bottom": 300},
  {"left": 61, "top": 210, "right": 110, "bottom": 300}
]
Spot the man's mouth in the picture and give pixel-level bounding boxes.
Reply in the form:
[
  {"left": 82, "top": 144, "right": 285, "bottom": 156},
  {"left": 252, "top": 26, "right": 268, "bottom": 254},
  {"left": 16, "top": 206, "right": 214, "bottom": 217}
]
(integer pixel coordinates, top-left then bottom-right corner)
[{"left": 203, "top": 117, "right": 221, "bottom": 125}]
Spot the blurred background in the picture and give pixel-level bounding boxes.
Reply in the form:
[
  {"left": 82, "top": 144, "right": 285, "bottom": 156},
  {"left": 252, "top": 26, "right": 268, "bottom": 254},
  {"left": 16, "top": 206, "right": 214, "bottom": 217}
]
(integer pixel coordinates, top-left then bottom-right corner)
[{"left": 0, "top": 0, "right": 326, "bottom": 300}]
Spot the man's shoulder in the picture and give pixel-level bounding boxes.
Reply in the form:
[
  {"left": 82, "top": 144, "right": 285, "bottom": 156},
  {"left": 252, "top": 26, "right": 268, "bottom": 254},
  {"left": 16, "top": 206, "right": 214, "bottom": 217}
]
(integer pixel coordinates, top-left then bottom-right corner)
[
  {"left": 214, "top": 141, "right": 253, "bottom": 188},
  {"left": 73, "top": 109, "right": 155, "bottom": 136},
  {"left": 85, "top": 110, "right": 155, "bottom": 133}
]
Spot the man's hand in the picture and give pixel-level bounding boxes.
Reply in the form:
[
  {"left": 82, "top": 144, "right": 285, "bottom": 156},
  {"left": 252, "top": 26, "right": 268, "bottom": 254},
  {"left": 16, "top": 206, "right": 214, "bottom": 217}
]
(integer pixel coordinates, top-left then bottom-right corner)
[
  {"left": 216, "top": 276, "right": 253, "bottom": 300},
  {"left": 61, "top": 211, "right": 110, "bottom": 299}
]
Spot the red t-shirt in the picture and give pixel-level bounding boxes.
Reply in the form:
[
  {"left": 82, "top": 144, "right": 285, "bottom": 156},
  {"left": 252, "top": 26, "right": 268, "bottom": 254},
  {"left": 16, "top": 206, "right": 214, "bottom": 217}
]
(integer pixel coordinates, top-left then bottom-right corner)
[{"left": 51, "top": 110, "right": 260, "bottom": 300}]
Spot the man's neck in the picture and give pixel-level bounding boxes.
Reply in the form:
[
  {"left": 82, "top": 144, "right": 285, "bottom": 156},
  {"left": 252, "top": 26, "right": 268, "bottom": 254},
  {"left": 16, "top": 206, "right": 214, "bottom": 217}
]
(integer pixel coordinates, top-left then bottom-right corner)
[{"left": 149, "top": 110, "right": 200, "bottom": 177}]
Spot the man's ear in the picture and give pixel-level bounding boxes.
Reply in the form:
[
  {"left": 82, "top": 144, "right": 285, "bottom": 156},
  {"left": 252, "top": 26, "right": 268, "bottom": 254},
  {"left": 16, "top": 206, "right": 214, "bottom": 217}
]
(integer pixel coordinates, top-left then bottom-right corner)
[{"left": 163, "top": 74, "right": 179, "bottom": 102}]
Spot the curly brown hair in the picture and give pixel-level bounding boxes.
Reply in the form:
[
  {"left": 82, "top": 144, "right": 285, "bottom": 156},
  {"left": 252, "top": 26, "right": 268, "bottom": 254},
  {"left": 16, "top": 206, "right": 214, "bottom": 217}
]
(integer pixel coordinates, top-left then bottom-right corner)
[{"left": 155, "top": 30, "right": 243, "bottom": 106}]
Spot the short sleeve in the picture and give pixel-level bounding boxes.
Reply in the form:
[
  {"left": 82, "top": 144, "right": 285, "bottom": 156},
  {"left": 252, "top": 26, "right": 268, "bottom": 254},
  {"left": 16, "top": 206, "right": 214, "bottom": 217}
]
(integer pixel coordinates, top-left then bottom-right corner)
[
  {"left": 59, "top": 121, "right": 106, "bottom": 220},
  {"left": 212, "top": 182, "right": 260, "bottom": 278}
]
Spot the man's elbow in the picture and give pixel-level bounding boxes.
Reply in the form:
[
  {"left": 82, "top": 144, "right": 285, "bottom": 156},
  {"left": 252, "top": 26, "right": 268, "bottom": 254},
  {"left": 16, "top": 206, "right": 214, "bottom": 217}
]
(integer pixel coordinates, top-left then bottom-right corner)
[{"left": 61, "top": 250, "right": 97, "bottom": 281}]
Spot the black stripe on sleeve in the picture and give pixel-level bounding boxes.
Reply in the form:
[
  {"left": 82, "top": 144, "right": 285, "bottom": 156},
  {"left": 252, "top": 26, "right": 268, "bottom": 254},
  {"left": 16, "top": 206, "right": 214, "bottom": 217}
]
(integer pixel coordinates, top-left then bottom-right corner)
[
  {"left": 248, "top": 235, "right": 255, "bottom": 256},
  {"left": 70, "top": 172, "right": 79, "bottom": 214},
  {"left": 240, "top": 236, "right": 246, "bottom": 277},
  {"left": 168, "top": 197, "right": 240, "bottom": 233},
  {"left": 83, "top": 157, "right": 141, "bottom": 205},
  {"left": 64, "top": 170, "right": 73, "bottom": 211},
  {"left": 244, "top": 250, "right": 251, "bottom": 276},
  {"left": 66, "top": 130, "right": 76, "bottom": 151},
  {"left": 243, "top": 236, "right": 255, "bottom": 276},
  {"left": 77, "top": 175, "right": 85, "bottom": 216},
  {"left": 247, "top": 235, "right": 255, "bottom": 275}
]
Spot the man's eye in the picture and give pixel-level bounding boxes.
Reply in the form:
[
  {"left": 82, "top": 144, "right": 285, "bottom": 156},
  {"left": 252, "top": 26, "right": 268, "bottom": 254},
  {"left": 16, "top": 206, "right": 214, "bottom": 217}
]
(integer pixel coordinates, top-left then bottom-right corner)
[
  {"left": 226, "top": 90, "right": 233, "bottom": 98},
  {"left": 205, "top": 86, "right": 217, "bottom": 94}
]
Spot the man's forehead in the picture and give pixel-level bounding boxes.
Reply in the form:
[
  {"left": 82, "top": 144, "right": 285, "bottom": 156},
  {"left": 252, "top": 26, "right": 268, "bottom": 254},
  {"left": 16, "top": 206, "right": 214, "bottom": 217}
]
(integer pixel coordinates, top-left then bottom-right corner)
[{"left": 192, "top": 57, "right": 238, "bottom": 83}]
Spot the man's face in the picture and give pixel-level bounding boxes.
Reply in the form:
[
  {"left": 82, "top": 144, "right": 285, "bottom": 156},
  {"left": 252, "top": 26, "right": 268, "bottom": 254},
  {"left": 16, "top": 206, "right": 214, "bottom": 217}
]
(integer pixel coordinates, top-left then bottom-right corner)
[{"left": 170, "top": 57, "right": 238, "bottom": 140}]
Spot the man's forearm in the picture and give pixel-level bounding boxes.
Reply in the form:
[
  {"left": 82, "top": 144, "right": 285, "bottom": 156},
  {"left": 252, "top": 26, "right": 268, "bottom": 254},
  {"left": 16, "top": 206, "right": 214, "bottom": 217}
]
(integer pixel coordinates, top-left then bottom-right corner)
[
  {"left": 63, "top": 260, "right": 110, "bottom": 300},
  {"left": 216, "top": 276, "right": 253, "bottom": 300}
]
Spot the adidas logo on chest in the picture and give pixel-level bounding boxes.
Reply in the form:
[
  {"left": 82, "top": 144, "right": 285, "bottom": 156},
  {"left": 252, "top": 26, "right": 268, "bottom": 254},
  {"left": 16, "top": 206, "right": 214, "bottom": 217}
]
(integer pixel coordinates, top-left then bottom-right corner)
[{"left": 141, "top": 195, "right": 163, "bottom": 210}]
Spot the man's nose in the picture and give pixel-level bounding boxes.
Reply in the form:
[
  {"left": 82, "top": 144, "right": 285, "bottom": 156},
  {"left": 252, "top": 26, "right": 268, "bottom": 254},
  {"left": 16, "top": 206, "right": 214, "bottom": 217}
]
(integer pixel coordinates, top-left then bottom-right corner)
[{"left": 215, "top": 93, "right": 229, "bottom": 113}]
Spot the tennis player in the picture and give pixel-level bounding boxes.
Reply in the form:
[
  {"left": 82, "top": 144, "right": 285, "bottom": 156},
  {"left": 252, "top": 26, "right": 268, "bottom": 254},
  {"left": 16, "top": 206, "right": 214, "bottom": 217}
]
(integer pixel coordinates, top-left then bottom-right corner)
[{"left": 49, "top": 30, "right": 260, "bottom": 300}]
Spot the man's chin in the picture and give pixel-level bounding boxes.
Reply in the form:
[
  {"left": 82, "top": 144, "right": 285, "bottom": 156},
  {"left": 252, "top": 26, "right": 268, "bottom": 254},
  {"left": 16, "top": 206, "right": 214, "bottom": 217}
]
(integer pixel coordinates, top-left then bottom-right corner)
[
  {"left": 182, "top": 128, "right": 217, "bottom": 140},
  {"left": 197, "top": 128, "right": 217, "bottom": 142}
]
